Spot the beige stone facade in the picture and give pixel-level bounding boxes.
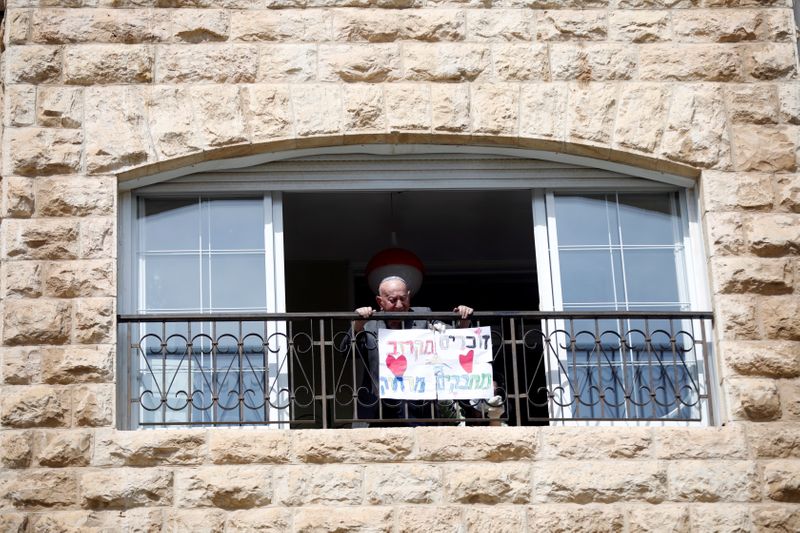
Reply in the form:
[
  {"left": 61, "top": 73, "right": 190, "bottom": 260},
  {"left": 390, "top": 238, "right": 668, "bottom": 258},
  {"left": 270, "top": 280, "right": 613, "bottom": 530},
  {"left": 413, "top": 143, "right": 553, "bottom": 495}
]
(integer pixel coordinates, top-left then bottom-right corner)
[{"left": 0, "top": 1, "right": 798, "bottom": 531}]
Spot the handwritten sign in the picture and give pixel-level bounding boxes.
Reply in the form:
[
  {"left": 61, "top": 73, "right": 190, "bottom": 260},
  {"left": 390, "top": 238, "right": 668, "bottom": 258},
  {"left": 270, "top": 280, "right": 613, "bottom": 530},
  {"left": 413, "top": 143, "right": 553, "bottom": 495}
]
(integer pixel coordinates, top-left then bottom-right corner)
[{"left": 378, "top": 327, "right": 494, "bottom": 400}]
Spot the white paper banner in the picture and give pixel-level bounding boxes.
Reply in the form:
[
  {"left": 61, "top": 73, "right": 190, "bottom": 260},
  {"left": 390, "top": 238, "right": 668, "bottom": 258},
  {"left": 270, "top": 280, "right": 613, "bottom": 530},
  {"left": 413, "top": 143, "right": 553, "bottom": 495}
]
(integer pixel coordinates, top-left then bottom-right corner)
[{"left": 378, "top": 326, "right": 494, "bottom": 400}]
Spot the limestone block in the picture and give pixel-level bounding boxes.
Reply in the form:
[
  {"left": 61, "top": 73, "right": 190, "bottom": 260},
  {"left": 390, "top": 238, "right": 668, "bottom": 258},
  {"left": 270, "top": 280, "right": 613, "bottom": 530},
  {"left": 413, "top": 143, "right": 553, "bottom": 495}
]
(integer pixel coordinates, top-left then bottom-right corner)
[
  {"left": 775, "top": 174, "right": 800, "bottom": 213},
  {"left": 74, "top": 298, "right": 114, "bottom": 344},
  {"left": 394, "top": 506, "right": 461, "bottom": 533},
  {"left": 0, "top": 514, "right": 27, "bottom": 533},
  {"left": 520, "top": 83, "right": 568, "bottom": 139},
  {"left": 343, "top": 84, "right": 386, "bottom": 132},
  {"left": 156, "top": 45, "right": 257, "bottom": 83},
  {"left": 492, "top": 43, "right": 549, "bottom": 81},
  {"left": 627, "top": 504, "right": 690, "bottom": 532},
  {"left": 3, "top": 470, "right": 77, "bottom": 509},
  {"left": 446, "top": 462, "right": 530, "bottom": 503},
  {"left": 6, "top": 9, "right": 31, "bottom": 44},
  {"left": 743, "top": 43, "right": 797, "bottom": 81},
  {"left": 760, "top": 295, "right": 800, "bottom": 340},
  {"left": 36, "top": 176, "right": 114, "bottom": 218},
  {"left": 640, "top": 45, "right": 741, "bottom": 81},
  {"left": 243, "top": 85, "right": 293, "bottom": 141},
  {"left": 2, "top": 261, "right": 42, "bottom": 299},
  {"left": 3, "top": 218, "right": 79, "bottom": 260},
  {"left": 672, "top": 10, "right": 761, "bottom": 42},
  {"left": 5, "top": 127, "right": 82, "bottom": 177},
  {"left": 1, "top": 347, "right": 42, "bottom": 385},
  {"left": 5, "top": 85, "right": 36, "bottom": 127},
  {"left": 208, "top": 429, "right": 289, "bottom": 464},
  {"left": 0, "top": 431, "right": 32, "bottom": 468},
  {"left": 656, "top": 427, "right": 746, "bottom": 459},
  {"left": 63, "top": 44, "right": 152, "bottom": 84},
  {"left": 527, "top": 504, "right": 625, "bottom": 531},
  {"left": 274, "top": 465, "right": 362, "bottom": 505},
  {"left": 37, "top": 86, "right": 83, "bottom": 128},
  {"left": 751, "top": 504, "right": 800, "bottom": 532},
  {"left": 170, "top": 9, "right": 229, "bottom": 42},
  {"left": 725, "top": 84, "right": 779, "bottom": 124},
  {"left": 778, "top": 83, "right": 800, "bottom": 125},
  {"left": 165, "top": 509, "right": 226, "bottom": 532},
  {"left": 1, "top": 176, "right": 35, "bottom": 218},
  {"left": 704, "top": 212, "right": 746, "bottom": 256},
  {"left": 32, "top": 429, "right": 92, "bottom": 467},
  {"left": 72, "top": 383, "right": 114, "bottom": 427},
  {"left": 80, "top": 468, "right": 172, "bottom": 509},
  {"left": 711, "top": 257, "right": 793, "bottom": 295},
  {"left": 404, "top": 43, "right": 489, "bottom": 81},
  {"left": 386, "top": 84, "right": 430, "bottom": 131},
  {"left": 701, "top": 171, "right": 773, "bottom": 211},
  {"left": 732, "top": 125, "right": 796, "bottom": 172},
  {"left": 257, "top": 44, "right": 317, "bottom": 82},
  {"left": 431, "top": 83, "right": 470, "bottom": 132},
  {"left": 727, "top": 377, "right": 782, "bottom": 421},
  {"left": 3, "top": 299, "right": 72, "bottom": 346},
  {"left": 779, "top": 379, "right": 800, "bottom": 419},
  {"left": 550, "top": 44, "right": 636, "bottom": 81},
  {"left": 94, "top": 428, "right": 205, "bottom": 466},
  {"left": 463, "top": 505, "right": 525, "bottom": 532},
  {"left": 145, "top": 86, "right": 203, "bottom": 159},
  {"left": 6, "top": 45, "right": 61, "bottom": 84},
  {"left": 540, "top": 427, "right": 650, "bottom": 459},
  {"left": 764, "top": 461, "right": 800, "bottom": 502},
  {"left": 291, "top": 84, "right": 342, "bottom": 136},
  {"left": 175, "top": 466, "right": 271, "bottom": 509},
  {"left": 84, "top": 86, "right": 154, "bottom": 174},
  {"left": 27, "top": 509, "right": 163, "bottom": 533},
  {"left": 415, "top": 426, "right": 537, "bottom": 461},
  {"left": 714, "top": 295, "right": 759, "bottom": 340},
  {"left": 536, "top": 10, "right": 607, "bottom": 41},
  {"left": 721, "top": 340, "right": 800, "bottom": 379},
  {"left": 668, "top": 460, "right": 759, "bottom": 501},
  {"left": 467, "top": 10, "right": 535, "bottom": 41},
  {"left": 471, "top": 84, "right": 518, "bottom": 134},
  {"left": 293, "top": 427, "right": 413, "bottom": 463},
  {"left": 226, "top": 509, "right": 293, "bottom": 533},
  {"left": 79, "top": 217, "right": 114, "bottom": 259},
  {"left": 535, "top": 461, "right": 664, "bottom": 503},
  {"left": 608, "top": 10, "right": 669, "bottom": 43},
  {"left": 689, "top": 504, "right": 751, "bottom": 532},
  {"left": 40, "top": 345, "right": 114, "bottom": 385},
  {"left": 293, "top": 507, "right": 392, "bottom": 533},
  {"left": 42, "top": 260, "right": 114, "bottom": 299},
  {"left": 661, "top": 85, "right": 729, "bottom": 168},
  {"left": 747, "top": 214, "right": 800, "bottom": 256},
  {"left": 319, "top": 44, "right": 401, "bottom": 82},
  {"left": 567, "top": 83, "right": 617, "bottom": 143},
  {"left": 333, "top": 9, "right": 465, "bottom": 42},
  {"left": 30, "top": 8, "right": 170, "bottom": 43},
  {"left": 230, "top": 10, "right": 331, "bottom": 42},
  {"left": 613, "top": 83, "right": 669, "bottom": 152},
  {"left": 747, "top": 422, "right": 800, "bottom": 458},
  {"left": 191, "top": 85, "right": 248, "bottom": 148},
  {"left": 365, "top": 463, "right": 441, "bottom": 504}
]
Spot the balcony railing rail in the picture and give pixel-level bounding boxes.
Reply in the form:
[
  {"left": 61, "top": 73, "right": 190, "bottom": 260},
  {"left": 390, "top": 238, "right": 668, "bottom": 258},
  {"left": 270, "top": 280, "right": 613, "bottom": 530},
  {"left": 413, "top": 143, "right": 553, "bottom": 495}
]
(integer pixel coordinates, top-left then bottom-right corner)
[{"left": 118, "top": 311, "right": 715, "bottom": 429}]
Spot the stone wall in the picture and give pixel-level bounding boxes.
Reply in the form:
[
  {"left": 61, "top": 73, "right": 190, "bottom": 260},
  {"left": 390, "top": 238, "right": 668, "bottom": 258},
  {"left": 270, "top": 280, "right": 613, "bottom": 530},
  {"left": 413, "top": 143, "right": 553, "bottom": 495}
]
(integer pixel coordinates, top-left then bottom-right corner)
[{"left": 0, "top": 0, "right": 799, "bottom": 530}]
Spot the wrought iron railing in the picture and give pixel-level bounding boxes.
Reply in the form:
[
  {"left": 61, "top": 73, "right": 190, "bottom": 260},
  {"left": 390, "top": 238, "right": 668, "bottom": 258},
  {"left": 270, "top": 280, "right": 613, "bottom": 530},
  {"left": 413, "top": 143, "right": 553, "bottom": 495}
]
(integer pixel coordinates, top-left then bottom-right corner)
[{"left": 117, "top": 311, "right": 715, "bottom": 429}]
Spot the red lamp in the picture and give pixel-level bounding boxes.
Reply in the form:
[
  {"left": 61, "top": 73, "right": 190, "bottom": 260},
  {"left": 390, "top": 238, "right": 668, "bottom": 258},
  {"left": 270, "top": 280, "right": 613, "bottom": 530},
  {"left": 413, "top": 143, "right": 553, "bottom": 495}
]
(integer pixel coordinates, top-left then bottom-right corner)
[{"left": 366, "top": 247, "right": 424, "bottom": 295}]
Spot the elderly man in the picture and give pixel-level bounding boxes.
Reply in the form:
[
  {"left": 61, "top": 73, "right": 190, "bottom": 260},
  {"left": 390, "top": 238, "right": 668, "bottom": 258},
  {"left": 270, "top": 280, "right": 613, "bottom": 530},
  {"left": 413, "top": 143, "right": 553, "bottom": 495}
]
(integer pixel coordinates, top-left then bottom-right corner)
[{"left": 349, "top": 276, "right": 473, "bottom": 426}]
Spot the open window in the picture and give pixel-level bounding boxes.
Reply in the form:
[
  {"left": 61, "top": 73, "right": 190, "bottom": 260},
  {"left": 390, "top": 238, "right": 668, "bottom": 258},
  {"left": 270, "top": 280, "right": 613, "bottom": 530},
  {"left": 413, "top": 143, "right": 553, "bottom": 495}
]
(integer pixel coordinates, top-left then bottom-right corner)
[{"left": 118, "top": 147, "right": 713, "bottom": 429}]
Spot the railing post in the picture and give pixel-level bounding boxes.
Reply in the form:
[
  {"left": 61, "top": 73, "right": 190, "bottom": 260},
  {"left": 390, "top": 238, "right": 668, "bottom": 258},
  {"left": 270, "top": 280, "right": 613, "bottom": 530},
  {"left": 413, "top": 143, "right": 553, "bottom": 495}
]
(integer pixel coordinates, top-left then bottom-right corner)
[{"left": 319, "top": 318, "right": 328, "bottom": 428}]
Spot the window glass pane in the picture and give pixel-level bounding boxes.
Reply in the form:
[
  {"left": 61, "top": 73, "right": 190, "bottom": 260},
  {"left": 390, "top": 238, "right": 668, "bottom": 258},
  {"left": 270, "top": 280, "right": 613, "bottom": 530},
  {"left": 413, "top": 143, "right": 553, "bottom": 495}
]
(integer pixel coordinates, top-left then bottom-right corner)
[
  {"left": 209, "top": 198, "right": 264, "bottom": 251},
  {"left": 142, "top": 198, "right": 200, "bottom": 251},
  {"left": 559, "top": 249, "right": 624, "bottom": 306},
  {"left": 554, "top": 194, "right": 620, "bottom": 246},
  {"left": 623, "top": 249, "right": 680, "bottom": 304},
  {"left": 208, "top": 254, "right": 267, "bottom": 310},
  {"left": 142, "top": 254, "right": 201, "bottom": 311},
  {"left": 618, "top": 194, "right": 676, "bottom": 245}
]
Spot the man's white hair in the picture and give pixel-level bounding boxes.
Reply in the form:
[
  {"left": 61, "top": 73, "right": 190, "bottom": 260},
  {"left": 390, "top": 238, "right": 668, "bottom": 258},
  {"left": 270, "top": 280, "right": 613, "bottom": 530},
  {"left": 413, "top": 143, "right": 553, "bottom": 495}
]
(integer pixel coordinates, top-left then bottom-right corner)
[{"left": 378, "top": 276, "right": 409, "bottom": 293}]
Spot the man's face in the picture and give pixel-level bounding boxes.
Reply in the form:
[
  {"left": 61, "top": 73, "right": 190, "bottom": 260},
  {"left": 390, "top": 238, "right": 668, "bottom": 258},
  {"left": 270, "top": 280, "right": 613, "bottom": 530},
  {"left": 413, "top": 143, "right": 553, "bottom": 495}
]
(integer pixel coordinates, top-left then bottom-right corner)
[{"left": 376, "top": 279, "right": 411, "bottom": 313}]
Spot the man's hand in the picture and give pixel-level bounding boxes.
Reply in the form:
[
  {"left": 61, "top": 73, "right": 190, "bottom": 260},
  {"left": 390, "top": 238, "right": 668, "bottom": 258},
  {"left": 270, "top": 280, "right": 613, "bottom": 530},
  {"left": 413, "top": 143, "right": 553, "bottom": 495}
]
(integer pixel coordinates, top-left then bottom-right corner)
[
  {"left": 453, "top": 305, "right": 473, "bottom": 327},
  {"left": 353, "top": 306, "right": 374, "bottom": 332}
]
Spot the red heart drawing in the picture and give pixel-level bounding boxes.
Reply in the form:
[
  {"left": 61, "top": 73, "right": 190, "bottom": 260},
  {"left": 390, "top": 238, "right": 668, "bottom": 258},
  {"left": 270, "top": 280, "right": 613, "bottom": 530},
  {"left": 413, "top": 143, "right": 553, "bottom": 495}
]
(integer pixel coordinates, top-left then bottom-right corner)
[
  {"left": 474, "top": 328, "right": 481, "bottom": 335},
  {"left": 459, "top": 350, "right": 474, "bottom": 373},
  {"left": 386, "top": 354, "right": 407, "bottom": 378}
]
